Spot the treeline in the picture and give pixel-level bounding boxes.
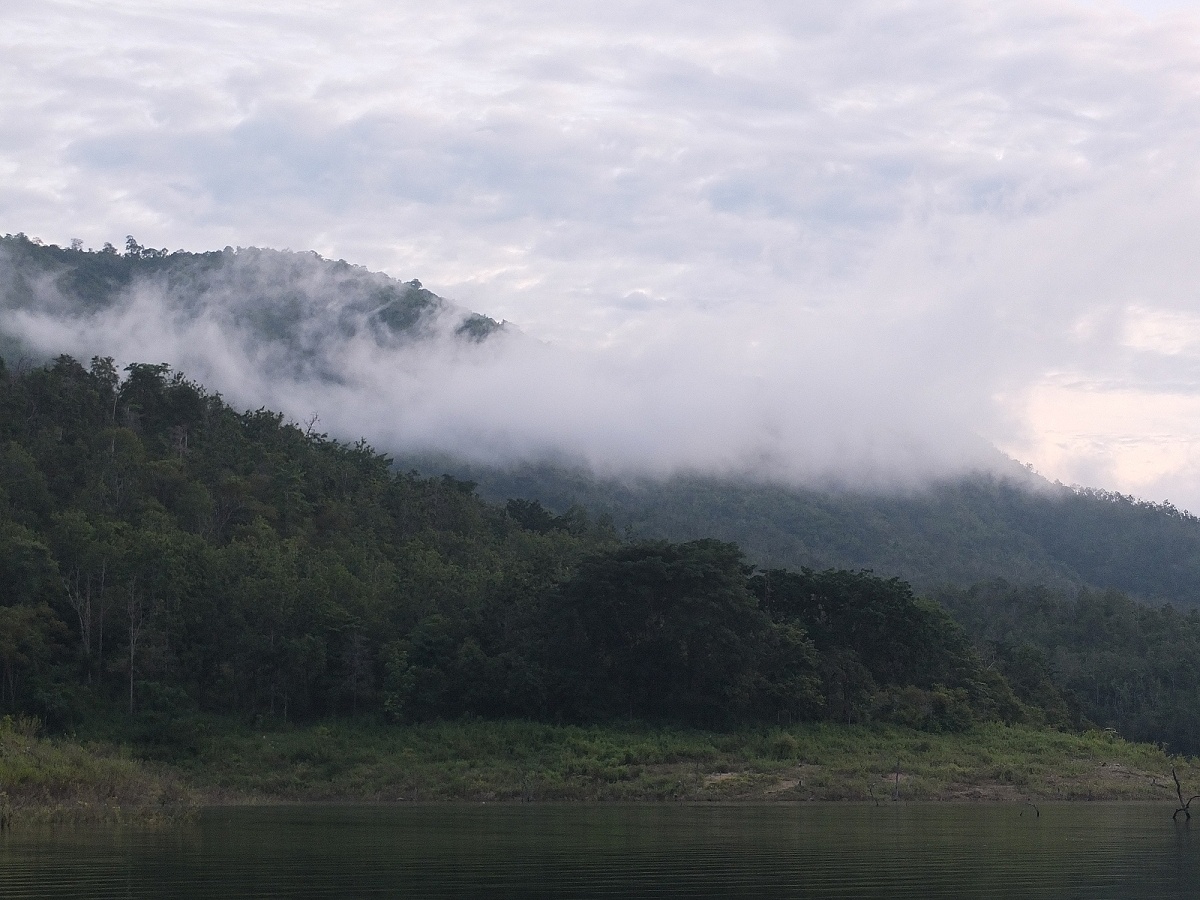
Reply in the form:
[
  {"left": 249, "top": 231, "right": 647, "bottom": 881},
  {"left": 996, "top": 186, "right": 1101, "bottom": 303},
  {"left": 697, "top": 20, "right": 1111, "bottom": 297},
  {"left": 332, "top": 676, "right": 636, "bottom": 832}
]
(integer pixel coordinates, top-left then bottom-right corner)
[
  {"left": 392, "top": 542, "right": 1023, "bottom": 731},
  {"left": 0, "top": 355, "right": 1043, "bottom": 737},
  {"left": 438, "top": 459, "right": 1200, "bottom": 605},
  {"left": 0, "top": 354, "right": 614, "bottom": 728},
  {"left": 938, "top": 582, "right": 1200, "bottom": 754}
]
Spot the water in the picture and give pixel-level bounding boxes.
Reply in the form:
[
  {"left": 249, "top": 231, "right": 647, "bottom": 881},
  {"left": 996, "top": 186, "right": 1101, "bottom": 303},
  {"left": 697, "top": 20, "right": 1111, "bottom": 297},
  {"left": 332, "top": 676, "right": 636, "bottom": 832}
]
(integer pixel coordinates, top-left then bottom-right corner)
[{"left": 2, "top": 803, "right": 1199, "bottom": 898}]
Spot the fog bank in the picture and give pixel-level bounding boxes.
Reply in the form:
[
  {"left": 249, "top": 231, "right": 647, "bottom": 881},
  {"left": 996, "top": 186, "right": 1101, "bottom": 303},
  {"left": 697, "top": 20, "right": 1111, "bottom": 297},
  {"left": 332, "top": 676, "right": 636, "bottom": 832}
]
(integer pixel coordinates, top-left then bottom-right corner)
[{"left": 1, "top": 242, "right": 1007, "bottom": 490}]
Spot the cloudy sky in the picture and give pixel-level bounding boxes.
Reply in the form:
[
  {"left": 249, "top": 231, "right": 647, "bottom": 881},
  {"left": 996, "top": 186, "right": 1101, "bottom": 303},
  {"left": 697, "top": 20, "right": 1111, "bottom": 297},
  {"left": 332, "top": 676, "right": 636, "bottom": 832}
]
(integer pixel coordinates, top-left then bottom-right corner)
[{"left": 6, "top": 0, "right": 1200, "bottom": 502}]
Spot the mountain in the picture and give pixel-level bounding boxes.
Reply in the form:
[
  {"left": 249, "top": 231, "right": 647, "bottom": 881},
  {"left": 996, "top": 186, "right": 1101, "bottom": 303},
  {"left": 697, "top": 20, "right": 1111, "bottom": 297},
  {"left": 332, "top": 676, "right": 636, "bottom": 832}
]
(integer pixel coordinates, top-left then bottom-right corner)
[
  {"left": 410, "top": 457, "right": 1200, "bottom": 606},
  {"left": 0, "top": 232, "right": 504, "bottom": 380},
  {"left": 7, "top": 233, "right": 1200, "bottom": 607},
  {"left": 0, "top": 354, "right": 1024, "bottom": 736}
]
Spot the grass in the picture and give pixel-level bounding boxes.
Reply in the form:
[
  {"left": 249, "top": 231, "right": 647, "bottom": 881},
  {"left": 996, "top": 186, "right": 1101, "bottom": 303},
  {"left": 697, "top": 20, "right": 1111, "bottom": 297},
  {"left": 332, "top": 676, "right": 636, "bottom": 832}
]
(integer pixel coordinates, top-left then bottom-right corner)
[
  {"left": 6, "top": 715, "right": 1196, "bottom": 823},
  {"left": 164, "top": 718, "right": 1199, "bottom": 805},
  {"left": 0, "top": 715, "right": 197, "bottom": 826}
]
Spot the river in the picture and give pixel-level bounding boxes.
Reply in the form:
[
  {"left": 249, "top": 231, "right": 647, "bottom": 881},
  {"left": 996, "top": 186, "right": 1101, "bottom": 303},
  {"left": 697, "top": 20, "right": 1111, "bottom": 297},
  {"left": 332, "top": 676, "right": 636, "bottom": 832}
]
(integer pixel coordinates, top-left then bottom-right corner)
[{"left": 3, "top": 802, "right": 1199, "bottom": 898}]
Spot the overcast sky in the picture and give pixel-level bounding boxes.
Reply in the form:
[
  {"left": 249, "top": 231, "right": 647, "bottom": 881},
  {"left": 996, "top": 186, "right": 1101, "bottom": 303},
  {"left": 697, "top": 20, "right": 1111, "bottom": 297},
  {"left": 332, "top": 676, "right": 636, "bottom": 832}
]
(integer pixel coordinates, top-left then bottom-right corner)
[{"left": 6, "top": 0, "right": 1200, "bottom": 503}]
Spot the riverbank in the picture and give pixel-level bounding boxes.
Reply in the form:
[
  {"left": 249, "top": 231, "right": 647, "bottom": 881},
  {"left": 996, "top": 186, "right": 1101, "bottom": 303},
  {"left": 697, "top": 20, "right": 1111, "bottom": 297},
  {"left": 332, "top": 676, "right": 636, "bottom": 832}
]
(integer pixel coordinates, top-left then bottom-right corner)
[
  {"left": 0, "top": 716, "right": 197, "bottom": 825},
  {"left": 4, "top": 717, "right": 1196, "bottom": 824},
  {"left": 171, "top": 719, "right": 1196, "bottom": 805}
]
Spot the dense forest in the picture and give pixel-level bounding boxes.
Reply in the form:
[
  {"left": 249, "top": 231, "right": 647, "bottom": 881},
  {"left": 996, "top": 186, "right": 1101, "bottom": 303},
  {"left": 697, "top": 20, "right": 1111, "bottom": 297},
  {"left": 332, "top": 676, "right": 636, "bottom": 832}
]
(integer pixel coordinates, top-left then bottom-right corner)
[
  {"left": 8, "top": 231, "right": 1200, "bottom": 608},
  {"left": 433, "top": 458, "right": 1200, "bottom": 606},
  {"left": 6, "top": 355, "right": 1200, "bottom": 752},
  {"left": 937, "top": 582, "right": 1200, "bottom": 754},
  {"left": 0, "top": 354, "right": 605, "bottom": 729},
  {"left": 6, "top": 236, "right": 1200, "bottom": 753},
  {"left": 0, "top": 354, "right": 1050, "bottom": 741}
]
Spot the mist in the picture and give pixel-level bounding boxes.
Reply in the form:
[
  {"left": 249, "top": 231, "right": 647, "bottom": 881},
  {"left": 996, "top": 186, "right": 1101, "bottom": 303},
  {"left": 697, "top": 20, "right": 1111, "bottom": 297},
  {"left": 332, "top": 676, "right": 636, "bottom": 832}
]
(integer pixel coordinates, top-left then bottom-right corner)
[
  {"left": 0, "top": 242, "right": 1011, "bottom": 491},
  {"left": 9, "top": 1, "right": 1200, "bottom": 503}
]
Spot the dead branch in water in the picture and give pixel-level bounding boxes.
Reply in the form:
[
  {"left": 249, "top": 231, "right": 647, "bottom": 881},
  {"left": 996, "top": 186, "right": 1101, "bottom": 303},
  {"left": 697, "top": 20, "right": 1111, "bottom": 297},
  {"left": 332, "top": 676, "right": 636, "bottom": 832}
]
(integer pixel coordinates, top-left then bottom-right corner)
[{"left": 1171, "top": 768, "right": 1200, "bottom": 821}]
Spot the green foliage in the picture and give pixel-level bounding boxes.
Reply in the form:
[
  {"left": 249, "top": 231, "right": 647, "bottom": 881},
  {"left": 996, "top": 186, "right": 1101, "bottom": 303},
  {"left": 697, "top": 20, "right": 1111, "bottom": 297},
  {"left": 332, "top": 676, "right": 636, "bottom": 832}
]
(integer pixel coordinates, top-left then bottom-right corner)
[
  {"left": 0, "top": 352, "right": 1051, "bottom": 737},
  {"left": 439, "top": 460, "right": 1200, "bottom": 606},
  {"left": 0, "top": 714, "right": 195, "bottom": 824},
  {"left": 937, "top": 580, "right": 1200, "bottom": 752},
  {"left": 159, "top": 717, "right": 1194, "bottom": 804},
  {"left": 455, "top": 312, "right": 503, "bottom": 341},
  {"left": 0, "top": 353, "right": 617, "bottom": 727},
  {"left": 0, "top": 234, "right": 505, "bottom": 380},
  {"left": 546, "top": 540, "right": 775, "bottom": 723},
  {"left": 749, "top": 568, "right": 1005, "bottom": 729}
]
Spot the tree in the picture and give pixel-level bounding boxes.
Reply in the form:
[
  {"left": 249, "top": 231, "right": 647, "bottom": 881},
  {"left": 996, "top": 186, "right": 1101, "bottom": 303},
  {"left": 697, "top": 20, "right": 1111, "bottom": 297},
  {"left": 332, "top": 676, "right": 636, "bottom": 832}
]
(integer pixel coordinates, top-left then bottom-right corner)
[
  {"left": 548, "top": 540, "right": 766, "bottom": 722},
  {"left": 0, "top": 604, "right": 62, "bottom": 708}
]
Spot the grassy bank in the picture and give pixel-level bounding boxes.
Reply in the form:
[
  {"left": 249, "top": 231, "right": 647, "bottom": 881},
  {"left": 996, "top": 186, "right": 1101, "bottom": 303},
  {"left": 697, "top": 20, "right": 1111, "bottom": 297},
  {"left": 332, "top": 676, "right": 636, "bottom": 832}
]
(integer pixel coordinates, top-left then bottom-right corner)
[
  {"left": 165, "top": 719, "right": 1197, "bottom": 805},
  {"left": 7, "top": 717, "right": 1197, "bottom": 823},
  {"left": 0, "top": 716, "right": 197, "bottom": 825}
]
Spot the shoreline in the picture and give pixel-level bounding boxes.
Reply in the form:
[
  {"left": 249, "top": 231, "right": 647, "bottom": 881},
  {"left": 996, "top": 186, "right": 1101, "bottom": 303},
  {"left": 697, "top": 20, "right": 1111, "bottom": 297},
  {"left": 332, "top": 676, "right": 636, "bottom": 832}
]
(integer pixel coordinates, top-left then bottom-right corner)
[
  {"left": 4, "top": 719, "right": 1197, "bottom": 824},
  {"left": 173, "top": 720, "right": 1194, "bottom": 805}
]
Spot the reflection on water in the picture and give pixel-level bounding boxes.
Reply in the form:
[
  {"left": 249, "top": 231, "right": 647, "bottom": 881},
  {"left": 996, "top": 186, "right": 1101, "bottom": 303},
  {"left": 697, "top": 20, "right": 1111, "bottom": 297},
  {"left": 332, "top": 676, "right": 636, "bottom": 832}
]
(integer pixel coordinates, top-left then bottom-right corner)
[{"left": 2, "top": 803, "right": 1199, "bottom": 898}]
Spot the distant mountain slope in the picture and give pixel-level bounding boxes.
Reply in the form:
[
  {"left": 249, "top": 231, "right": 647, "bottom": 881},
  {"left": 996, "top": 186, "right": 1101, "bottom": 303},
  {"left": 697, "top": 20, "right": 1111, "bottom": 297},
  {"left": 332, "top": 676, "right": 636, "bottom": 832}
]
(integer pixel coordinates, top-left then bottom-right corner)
[
  {"left": 0, "top": 233, "right": 503, "bottom": 378},
  {"left": 8, "top": 233, "right": 1199, "bottom": 606},
  {"left": 412, "top": 458, "right": 1200, "bottom": 606}
]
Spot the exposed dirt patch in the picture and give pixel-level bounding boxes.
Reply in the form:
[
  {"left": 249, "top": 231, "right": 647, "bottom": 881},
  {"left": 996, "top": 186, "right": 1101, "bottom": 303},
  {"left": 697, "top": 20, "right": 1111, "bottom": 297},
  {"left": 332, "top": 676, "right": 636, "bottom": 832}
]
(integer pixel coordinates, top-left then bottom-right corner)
[
  {"left": 704, "top": 772, "right": 738, "bottom": 784},
  {"left": 765, "top": 779, "right": 799, "bottom": 794}
]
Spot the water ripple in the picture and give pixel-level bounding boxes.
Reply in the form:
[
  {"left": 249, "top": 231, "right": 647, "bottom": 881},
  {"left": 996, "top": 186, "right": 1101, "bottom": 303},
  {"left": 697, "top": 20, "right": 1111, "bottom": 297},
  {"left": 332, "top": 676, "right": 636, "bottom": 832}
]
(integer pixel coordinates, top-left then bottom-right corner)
[{"left": 2, "top": 803, "right": 1197, "bottom": 899}]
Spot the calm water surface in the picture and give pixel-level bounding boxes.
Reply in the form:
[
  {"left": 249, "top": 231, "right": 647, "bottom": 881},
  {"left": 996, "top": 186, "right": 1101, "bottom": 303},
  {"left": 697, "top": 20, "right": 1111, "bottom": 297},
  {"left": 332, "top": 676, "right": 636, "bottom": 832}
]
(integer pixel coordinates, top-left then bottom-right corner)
[{"left": 3, "top": 803, "right": 1199, "bottom": 898}]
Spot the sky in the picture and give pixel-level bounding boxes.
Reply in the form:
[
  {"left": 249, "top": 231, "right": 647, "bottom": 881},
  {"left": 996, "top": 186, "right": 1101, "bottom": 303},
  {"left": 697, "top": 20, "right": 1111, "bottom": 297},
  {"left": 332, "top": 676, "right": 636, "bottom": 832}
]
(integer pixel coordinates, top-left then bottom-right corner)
[{"left": 5, "top": 0, "right": 1200, "bottom": 503}]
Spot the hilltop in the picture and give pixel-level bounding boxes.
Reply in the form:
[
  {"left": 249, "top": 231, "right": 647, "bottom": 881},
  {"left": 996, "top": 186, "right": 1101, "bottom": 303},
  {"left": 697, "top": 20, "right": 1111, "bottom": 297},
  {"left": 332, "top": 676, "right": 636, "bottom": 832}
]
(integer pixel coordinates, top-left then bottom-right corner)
[{"left": 0, "top": 232, "right": 504, "bottom": 377}]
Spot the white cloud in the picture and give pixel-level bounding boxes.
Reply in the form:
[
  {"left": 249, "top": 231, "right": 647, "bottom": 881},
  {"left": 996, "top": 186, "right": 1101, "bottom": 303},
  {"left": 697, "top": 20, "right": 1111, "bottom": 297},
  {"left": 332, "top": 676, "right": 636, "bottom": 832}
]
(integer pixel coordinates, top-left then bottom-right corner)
[
  {"left": 6, "top": 0, "right": 1200, "bottom": 502},
  {"left": 1123, "top": 307, "right": 1200, "bottom": 356}
]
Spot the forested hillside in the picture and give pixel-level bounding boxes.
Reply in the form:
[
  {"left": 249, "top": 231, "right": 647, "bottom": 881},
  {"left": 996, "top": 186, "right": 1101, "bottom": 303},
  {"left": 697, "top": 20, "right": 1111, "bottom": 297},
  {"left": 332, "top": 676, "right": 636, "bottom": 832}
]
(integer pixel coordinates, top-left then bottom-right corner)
[
  {"left": 0, "top": 354, "right": 1044, "bottom": 737},
  {"left": 9, "top": 232, "right": 1200, "bottom": 614},
  {"left": 9, "top": 232, "right": 1200, "bottom": 610},
  {"left": 7, "top": 237, "right": 1200, "bottom": 753},
  {"left": 9, "top": 355, "right": 1200, "bottom": 754},
  {"left": 0, "top": 232, "right": 503, "bottom": 377},
  {"left": 0, "top": 354, "right": 609, "bottom": 728},
  {"left": 937, "top": 581, "right": 1200, "bottom": 754},
  {"left": 431, "top": 460, "right": 1200, "bottom": 606}
]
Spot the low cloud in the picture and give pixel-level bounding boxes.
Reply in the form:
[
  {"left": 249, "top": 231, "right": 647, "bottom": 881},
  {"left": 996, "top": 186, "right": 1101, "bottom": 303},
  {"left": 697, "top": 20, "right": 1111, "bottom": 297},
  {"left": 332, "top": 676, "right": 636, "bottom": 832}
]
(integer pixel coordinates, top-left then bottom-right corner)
[
  {"left": 2, "top": 245, "right": 1003, "bottom": 489},
  {"left": 6, "top": 1, "right": 1200, "bottom": 501}
]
